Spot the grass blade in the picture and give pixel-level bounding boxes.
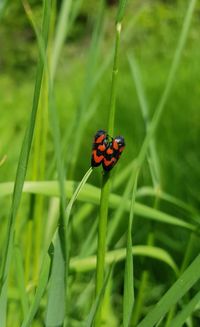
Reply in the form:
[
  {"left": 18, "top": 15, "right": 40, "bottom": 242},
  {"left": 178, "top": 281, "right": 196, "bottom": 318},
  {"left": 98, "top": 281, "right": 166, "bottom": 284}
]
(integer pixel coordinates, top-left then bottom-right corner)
[
  {"left": 85, "top": 266, "right": 113, "bottom": 327},
  {"left": 123, "top": 172, "right": 138, "bottom": 327},
  {"left": 137, "top": 253, "right": 200, "bottom": 327},
  {"left": 51, "top": 0, "right": 72, "bottom": 81},
  {"left": 65, "top": 167, "right": 93, "bottom": 226},
  {"left": 70, "top": 245, "right": 178, "bottom": 275},
  {"left": 170, "top": 290, "right": 200, "bottom": 327},
  {"left": 45, "top": 233, "right": 65, "bottom": 326},
  {"left": 0, "top": 181, "right": 196, "bottom": 231},
  {"left": 14, "top": 246, "right": 29, "bottom": 318},
  {"left": 0, "top": 0, "right": 51, "bottom": 322},
  {"left": 128, "top": 54, "right": 160, "bottom": 185},
  {"left": 21, "top": 254, "right": 51, "bottom": 327}
]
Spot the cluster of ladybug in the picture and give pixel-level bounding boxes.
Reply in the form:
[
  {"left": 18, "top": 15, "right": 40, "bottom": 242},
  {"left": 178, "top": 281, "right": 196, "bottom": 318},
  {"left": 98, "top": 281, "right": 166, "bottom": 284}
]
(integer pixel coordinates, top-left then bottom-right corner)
[{"left": 91, "top": 130, "right": 125, "bottom": 172}]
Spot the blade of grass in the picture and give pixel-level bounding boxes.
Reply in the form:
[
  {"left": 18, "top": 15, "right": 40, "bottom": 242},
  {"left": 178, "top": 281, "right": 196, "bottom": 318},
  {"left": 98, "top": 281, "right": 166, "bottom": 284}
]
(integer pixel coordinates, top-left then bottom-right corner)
[
  {"left": 0, "top": 1, "right": 51, "bottom": 323},
  {"left": 65, "top": 167, "right": 93, "bottom": 226},
  {"left": 14, "top": 246, "right": 29, "bottom": 318},
  {"left": 123, "top": 171, "right": 138, "bottom": 327},
  {"left": 128, "top": 53, "right": 163, "bottom": 326},
  {"left": 170, "top": 290, "right": 200, "bottom": 327},
  {"left": 0, "top": 181, "right": 197, "bottom": 231},
  {"left": 70, "top": 245, "right": 178, "bottom": 275},
  {"left": 50, "top": 0, "right": 72, "bottom": 81},
  {"left": 23, "top": 3, "right": 69, "bottom": 325},
  {"left": 23, "top": 0, "right": 50, "bottom": 281},
  {"left": 137, "top": 187, "right": 199, "bottom": 221},
  {"left": 137, "top": 252, "right": 200, "bottom": 327},
  {"left": 94, "top": 1, "right": 128, "bottom": 323},
  {"left": 45, "top": 232, "right": 66, "bottom": 326},
  {"left": 21, "top": 253, "right": 51, "bottom": 327},
  {"left": 128, "top": 54, "right": 161, "bottom": 186},
  {"left": 85, "top": 266, "right": 113, "bottom": 327},
  {"left": 0, "top": 280, "right": 7, "bottom": 327}
]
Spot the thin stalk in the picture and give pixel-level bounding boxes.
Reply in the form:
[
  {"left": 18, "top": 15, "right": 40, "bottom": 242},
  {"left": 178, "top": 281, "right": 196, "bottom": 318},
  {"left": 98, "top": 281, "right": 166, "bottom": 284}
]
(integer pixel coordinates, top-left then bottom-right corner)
[
  {"left": 108, "top": 22, "right": 121, "bottom": 136},
  {"left": 94, "top": 20, "right": 122, "bottom": 327}
]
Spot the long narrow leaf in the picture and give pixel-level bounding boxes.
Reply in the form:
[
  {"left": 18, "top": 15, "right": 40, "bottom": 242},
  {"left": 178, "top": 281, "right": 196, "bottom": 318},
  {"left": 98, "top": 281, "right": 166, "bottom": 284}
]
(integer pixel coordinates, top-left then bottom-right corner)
[
  {"left": 85, "top": 266, "right": 113, "bottom": 327},
  {"left": 70, "top": 245, "right": 178, "bottom": 275},
  {"left": 170, "top": 290, "right": 200, "bottom": 327},
  {"left": 0, "top": 1, "right": 51, "bottom": 324},
  {"left": 21, "top": 254, "right": 51, "bottom": 327},
  {"left": 0, "top": 181, "right": 196, "bottom": 231},
  {"left": 137, "top": 253, "right": 200, "bottom": 327}
]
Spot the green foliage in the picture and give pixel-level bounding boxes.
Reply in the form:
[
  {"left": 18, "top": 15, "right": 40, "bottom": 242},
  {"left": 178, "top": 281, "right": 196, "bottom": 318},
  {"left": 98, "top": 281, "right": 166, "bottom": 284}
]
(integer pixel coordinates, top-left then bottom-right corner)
[{"left": 0, "top": 0, "right": 200, "bottom": 326}]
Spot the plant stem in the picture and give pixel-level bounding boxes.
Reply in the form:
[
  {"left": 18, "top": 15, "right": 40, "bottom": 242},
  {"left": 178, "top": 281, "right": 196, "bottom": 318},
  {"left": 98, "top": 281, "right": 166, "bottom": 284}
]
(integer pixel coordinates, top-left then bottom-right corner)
[
  {"left": 95, "top": 173, "right": 110, "bottom": 326},
  {"left": 108, "top": 22, "right": 121, "bottom": 136},
  {"left": 94, "top": 21, "right": 122, "bottom": 327}
]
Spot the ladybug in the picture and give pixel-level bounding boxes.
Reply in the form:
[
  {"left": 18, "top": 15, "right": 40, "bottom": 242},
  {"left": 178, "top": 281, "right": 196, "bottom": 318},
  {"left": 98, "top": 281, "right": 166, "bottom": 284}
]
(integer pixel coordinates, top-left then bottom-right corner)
[
  {"left": 102, "top": 136, "right": 125, "bottom": 172},
  {"left": 91, "top": 130, "right": 108, "bottom": 167}
]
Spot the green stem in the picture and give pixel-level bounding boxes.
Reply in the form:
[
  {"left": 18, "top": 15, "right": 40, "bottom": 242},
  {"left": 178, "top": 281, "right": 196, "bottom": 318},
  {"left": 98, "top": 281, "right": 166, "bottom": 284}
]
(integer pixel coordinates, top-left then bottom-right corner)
[
  {"left": 108, "top": 22, "right": 121, "bottom": 135},
  {"left": 94, "top": 20, "right": 122, "bottom": 327},
  {"left": 95, "top": 173, "right": 110, "bottom": 326}
]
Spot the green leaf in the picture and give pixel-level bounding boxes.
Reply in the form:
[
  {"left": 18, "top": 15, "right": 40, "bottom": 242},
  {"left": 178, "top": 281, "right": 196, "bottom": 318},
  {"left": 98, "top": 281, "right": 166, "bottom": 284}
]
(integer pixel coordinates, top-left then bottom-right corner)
[
  {"left": 123, "top": 173, "right": 138, "bottom": 327},
  {"left": 0, "top": 0, "right": 51, "bottom": 321},
  {"left": 0, "top": 181, "right": 196, "bottom": 232},
  {"left": 22, "top": 254, "right": 51, "bottom": 327},
  {"left": 0, "top": 280, "right": 7, "bottom": 327},
  {"left": 137, "top": 253, "right": 200, "bottom": 327},
  {"left": 170, "top": 290, "right": 200, "bottom": 327},
  {"left": 45, "top": 234, "right": 65, "bottom": 326},
  {"left": 70, "top": 246, "right": 178, "bottom": 275},
  {"left": 14, "top": 246, "right": 29, "bottom": 318},
  {"left": 85, "top": 266, "right": 113, "bottom": 327}
]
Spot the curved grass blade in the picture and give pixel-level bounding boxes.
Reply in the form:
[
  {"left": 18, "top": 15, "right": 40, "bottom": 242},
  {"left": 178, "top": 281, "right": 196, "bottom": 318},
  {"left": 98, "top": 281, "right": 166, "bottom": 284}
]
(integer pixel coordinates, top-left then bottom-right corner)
[
  {"left": 137, "top": 187, "right": 199, "bottom": 220},
  {"left": 70, "top": 245, "right": 178, "bottom": 275},
  {"left": 0, "top": 181, "right": 197, "bottom": 232},
  {"left": 65, "top": 167, "right": 93, "bottom": 226},
  {"left": 137, "top": 253, "right": 200, "bottom": 327}
]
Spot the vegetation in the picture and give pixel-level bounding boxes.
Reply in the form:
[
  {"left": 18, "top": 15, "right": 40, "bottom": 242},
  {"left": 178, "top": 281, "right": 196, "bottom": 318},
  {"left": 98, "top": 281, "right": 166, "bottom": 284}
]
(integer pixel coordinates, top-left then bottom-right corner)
[{"left": 0, "top": 0, "right": 200, "bottom": 326}]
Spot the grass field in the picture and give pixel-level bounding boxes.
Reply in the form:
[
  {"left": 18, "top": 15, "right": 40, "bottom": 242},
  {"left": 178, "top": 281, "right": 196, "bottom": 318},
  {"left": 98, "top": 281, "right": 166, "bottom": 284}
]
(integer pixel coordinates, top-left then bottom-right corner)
[{"left": 0, "top": 0, "right": 200, "bottom": 326}]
